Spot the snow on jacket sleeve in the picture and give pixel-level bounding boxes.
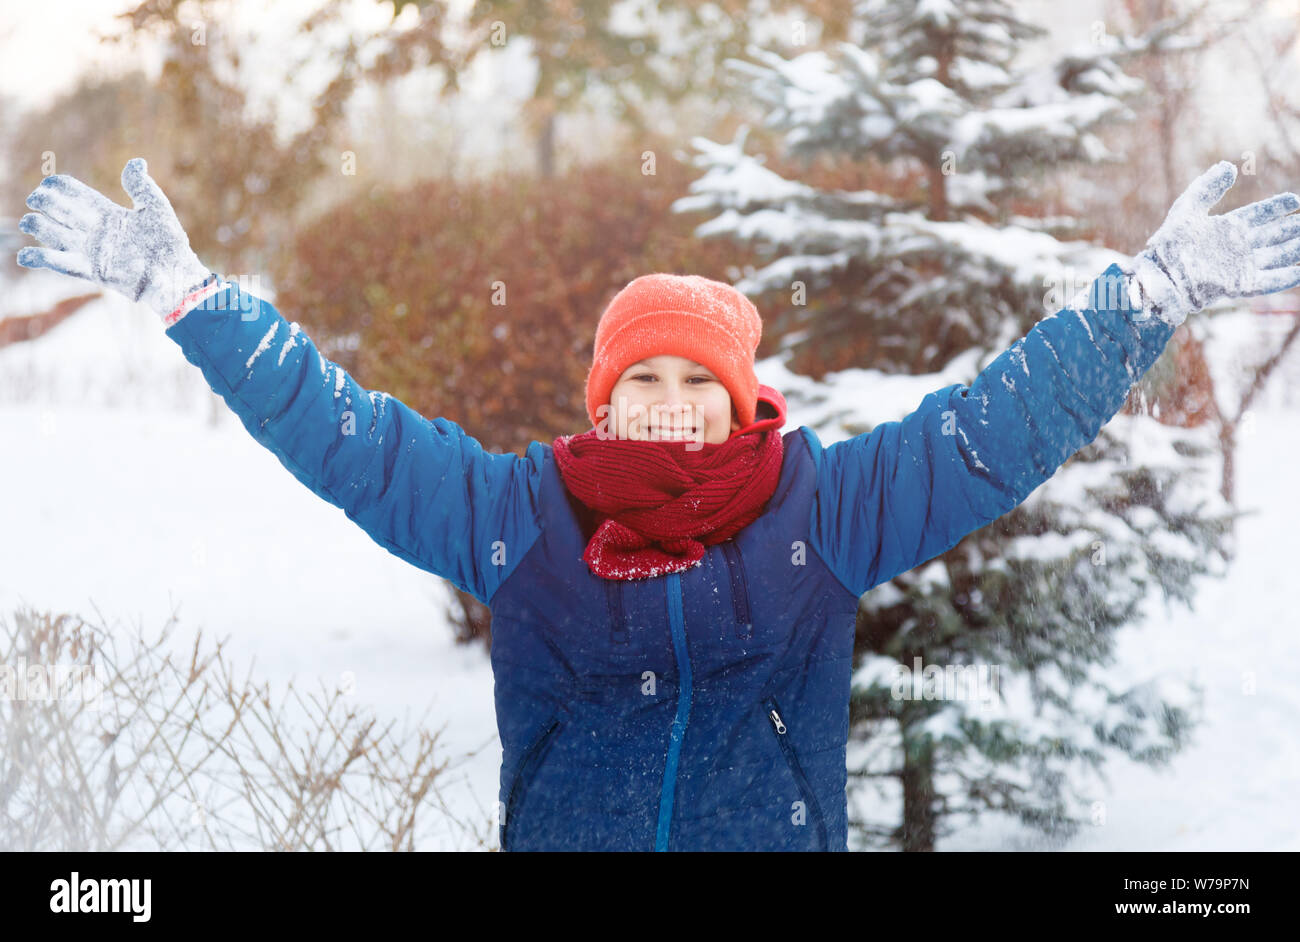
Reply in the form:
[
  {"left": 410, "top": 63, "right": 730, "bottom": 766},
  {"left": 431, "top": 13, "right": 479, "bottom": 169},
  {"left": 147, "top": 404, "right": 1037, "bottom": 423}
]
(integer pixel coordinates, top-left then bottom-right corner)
[
  {"left": 163, "top": 278, "right": 545, "bottom": 606},
  {"left": 809, "top": 261, "right": 1176, "bottom": 598}
]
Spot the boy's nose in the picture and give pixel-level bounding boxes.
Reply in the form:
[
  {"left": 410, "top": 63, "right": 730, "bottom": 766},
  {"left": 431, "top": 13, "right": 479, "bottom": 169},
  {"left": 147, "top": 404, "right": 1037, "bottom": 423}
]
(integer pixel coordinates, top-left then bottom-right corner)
[{"left": 656, "top": 385, "right": 688, "bottom": 407}]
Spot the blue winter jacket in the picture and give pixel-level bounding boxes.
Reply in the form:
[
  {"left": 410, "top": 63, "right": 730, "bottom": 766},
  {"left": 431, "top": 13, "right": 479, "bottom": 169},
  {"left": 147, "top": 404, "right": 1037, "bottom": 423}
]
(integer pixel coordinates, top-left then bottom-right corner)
[{"left": 163, "top": 262, "right": 1174, "bottom": 851}]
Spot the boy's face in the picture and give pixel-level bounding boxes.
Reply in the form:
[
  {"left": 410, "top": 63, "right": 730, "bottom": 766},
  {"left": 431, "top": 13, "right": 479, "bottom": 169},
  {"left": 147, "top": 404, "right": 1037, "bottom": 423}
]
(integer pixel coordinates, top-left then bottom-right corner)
[{"left": 603, "top": 355, "right": 742, "bottom": 447}]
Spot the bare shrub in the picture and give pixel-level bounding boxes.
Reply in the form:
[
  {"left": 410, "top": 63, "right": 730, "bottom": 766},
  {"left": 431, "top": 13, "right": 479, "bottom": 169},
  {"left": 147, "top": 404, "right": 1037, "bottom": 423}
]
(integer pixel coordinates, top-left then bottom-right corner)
[{"left": 0, "top": 604, "right": 492, "bottom": 851}]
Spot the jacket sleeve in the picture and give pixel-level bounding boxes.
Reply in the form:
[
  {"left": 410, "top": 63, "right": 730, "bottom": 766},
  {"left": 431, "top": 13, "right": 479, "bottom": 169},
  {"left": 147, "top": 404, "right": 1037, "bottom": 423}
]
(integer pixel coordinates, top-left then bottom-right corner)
[
  {"left": 808, "top": 261, "right": 1176, "bottom": 598},
  {"left": 163, "top": 277, "right": 545, "bottom": 606}
]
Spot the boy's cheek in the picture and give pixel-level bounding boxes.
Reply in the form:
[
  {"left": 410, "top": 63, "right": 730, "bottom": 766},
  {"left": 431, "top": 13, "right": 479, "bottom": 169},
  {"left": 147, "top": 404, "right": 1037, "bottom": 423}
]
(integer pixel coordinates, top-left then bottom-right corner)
[{"left": 613, "top": 397, "right": 650, "bottom": 439}]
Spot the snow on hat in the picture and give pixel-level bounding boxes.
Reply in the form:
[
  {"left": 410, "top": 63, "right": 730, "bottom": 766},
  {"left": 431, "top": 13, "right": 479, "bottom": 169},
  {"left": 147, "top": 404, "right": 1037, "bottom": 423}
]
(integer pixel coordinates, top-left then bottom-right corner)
[{"left": 584, "top": 273, "right": 763, "bottom": 430}]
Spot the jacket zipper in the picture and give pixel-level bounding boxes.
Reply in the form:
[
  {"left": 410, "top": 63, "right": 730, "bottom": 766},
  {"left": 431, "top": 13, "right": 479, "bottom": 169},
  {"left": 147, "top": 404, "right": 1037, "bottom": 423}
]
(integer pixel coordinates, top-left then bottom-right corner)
[
  {"left": 720, "top": 541, "right": 752, "bottom": 640},
  {"left": 763, "top": 696, "right": 828, "bottom": 851},
  {"left": 655, "top": 571, "right": 692, "bottom": 851},
  {"left": 501, "top": 716, "right": 561, "bottom": 851}
]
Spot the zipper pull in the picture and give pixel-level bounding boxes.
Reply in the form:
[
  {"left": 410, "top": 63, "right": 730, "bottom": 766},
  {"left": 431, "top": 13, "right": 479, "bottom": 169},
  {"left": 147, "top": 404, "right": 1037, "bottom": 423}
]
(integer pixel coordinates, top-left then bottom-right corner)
[{"left": 768, "top": 708, "right": 786, "bottom": 734}]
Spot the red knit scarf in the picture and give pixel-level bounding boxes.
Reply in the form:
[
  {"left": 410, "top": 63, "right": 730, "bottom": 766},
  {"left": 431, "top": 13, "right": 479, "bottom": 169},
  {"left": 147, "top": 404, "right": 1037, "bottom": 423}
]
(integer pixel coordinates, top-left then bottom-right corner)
[{"left": 551, "top": 386, "right": 788, "bottom": 581}]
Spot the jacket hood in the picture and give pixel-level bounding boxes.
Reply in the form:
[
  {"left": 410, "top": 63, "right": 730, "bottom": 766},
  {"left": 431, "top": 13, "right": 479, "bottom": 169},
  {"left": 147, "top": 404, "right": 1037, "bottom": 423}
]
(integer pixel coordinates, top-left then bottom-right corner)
[{"left": 731, "top": 383, "right": 787, "bottom": 439}]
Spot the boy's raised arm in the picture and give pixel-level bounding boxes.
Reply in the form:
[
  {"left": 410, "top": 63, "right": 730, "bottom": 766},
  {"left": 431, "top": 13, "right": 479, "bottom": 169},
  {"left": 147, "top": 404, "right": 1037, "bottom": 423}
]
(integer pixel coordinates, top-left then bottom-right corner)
[
  {"left": 809, "top": 160, "right": 1300, "bottom": 598},
  {"left": 808, "top": 261, "right": 1171, "bottom": 598},
  {"left": 17, "top": 158, "right": 544, "bottom": 606},
  {"left": 164, "top": 283, "right": 545, "bottom": 605}
]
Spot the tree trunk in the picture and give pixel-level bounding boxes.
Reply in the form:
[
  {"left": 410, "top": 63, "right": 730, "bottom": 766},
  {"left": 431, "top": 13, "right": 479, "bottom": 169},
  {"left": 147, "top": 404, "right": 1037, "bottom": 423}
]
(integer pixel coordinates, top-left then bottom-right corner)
[
  {"left": 900, "top": 714, "right": 937, "bottom": 852},
  {"left": 451, "top": 586, "right": 493, "bottom": 648},
  {"left": 1218, "top": 421, "right": 1236, "bottom": 504},
  {"left": 926, "top": 160, "right": 948, "bottom": 222},
  {"left": 1217, "top": 314, "right": 1300, "bottom": 507},
  {"left": 930, "top": 44, "right": 952, "bottom": 223},
  {"left": 538, "top": 107, "right": 556, "bottom": 180}
]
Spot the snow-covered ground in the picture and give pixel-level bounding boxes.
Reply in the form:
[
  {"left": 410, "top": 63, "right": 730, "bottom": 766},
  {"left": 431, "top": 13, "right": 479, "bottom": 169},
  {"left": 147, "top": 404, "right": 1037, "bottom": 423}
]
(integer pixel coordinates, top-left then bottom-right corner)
[
  {"left": 2, "top": 266, "right": 1297, "bottom": 851},
  {"left": 0, "top": 268, "right": 501, "bottom": 850}
]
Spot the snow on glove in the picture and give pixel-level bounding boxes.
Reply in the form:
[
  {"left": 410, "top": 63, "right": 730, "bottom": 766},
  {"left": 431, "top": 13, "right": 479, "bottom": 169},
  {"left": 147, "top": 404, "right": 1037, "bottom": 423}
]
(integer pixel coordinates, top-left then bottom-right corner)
[
  {"left": 1127, "top": 160, "right": 1300, "bottom": 327},
  {"left": 16, "top": 157, "right": 215, "bottom": 322}
]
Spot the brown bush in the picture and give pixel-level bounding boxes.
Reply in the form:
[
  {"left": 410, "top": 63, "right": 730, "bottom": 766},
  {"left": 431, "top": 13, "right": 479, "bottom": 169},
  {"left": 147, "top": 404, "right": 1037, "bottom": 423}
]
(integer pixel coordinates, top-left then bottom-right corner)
[
  {"left": 269, "top": 137, "right": 753, "bottom": 457},
  {"left": 0, "top": 294, "right": 100, "bottom": 348},
  {"left": 1121, "top": 325, "right": 1217, "bottom": 428}
]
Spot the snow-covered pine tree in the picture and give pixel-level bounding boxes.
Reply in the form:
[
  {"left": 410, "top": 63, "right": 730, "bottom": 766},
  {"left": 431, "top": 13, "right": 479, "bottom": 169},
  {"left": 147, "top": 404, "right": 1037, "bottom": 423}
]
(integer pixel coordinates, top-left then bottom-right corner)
[{"left": 673, "top": 0, "right": 1233, "bottom": 851}]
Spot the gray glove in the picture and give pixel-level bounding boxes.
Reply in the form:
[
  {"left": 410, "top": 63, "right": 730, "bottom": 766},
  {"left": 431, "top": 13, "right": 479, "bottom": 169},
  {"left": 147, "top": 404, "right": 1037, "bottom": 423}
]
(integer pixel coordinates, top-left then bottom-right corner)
[
  {"left": 16, "top": 157, "right": 213, "bottom": 321},
  {"left": 1128, "top": 160, "right": 1300, "bottom": 327}
]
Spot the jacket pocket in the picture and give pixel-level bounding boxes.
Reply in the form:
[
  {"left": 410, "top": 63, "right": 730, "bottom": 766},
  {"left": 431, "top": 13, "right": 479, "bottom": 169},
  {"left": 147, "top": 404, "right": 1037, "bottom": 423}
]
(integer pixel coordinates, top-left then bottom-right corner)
[
  {"left": 762, "top": 696, "right": 828, "bottom": 851},
  {"left": 501, "top": 716, "right": 562, "bottom": 851}
]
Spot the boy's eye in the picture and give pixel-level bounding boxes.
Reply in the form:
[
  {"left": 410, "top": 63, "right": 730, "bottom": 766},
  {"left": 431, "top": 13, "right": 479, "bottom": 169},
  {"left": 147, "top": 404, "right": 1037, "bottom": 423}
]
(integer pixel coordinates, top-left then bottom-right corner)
[{"left": 630, "top": 374, "right": 712, "bottom": 383}]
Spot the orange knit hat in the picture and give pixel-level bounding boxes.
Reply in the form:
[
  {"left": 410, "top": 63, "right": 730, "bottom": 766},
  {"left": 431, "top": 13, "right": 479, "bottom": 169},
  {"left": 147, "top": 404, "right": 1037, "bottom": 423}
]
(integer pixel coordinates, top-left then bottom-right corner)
[{"left": 585, "top": 273, "right": 763, "bottom": 430}]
